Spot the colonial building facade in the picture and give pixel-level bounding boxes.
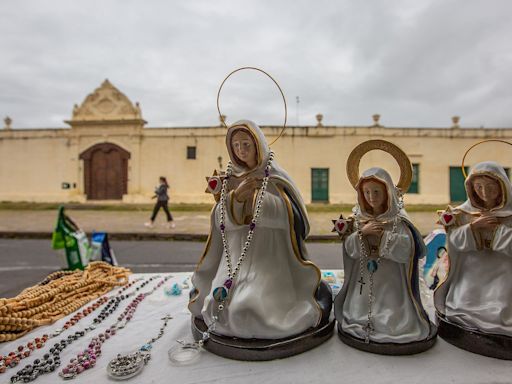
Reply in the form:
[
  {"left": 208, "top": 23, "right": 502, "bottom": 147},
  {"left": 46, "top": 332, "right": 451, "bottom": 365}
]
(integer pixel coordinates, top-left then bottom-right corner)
[{"left": 1, "top": 80, "right": 510, "bottom": 205}]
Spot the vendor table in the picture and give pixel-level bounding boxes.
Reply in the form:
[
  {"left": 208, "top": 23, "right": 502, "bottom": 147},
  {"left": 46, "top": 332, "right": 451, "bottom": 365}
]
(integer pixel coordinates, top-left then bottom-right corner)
[{"left": 1, "top": 273, "right": 510, "bottom": 384}]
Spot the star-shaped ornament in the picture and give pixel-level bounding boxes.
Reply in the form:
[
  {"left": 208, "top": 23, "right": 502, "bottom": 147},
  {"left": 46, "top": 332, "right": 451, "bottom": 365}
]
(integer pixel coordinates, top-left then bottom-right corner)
[
  {"left": 332, "top": 214, "right": 348, "bottom": 236},
  {"left": 439, "top": 210, "right": 455, "bottom": 226},
  {"left": 205, "top": 170, "right": 222, "bottom": 194}
]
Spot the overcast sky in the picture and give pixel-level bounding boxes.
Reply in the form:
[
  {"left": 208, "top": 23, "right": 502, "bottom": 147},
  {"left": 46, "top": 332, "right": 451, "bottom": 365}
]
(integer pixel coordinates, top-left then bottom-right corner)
[{"left": 1, "top": 0, "right": 511, "bottom": 129}]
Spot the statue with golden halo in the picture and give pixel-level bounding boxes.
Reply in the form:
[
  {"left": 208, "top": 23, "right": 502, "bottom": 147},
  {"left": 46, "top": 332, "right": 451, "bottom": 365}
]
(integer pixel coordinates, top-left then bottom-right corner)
[
  {"left": 435, "top": 140, "right": 512, "bottom": 360},
  {"left": 181, "top": 68, "right": 333, "bottom": 362},
  {"left": 333, "top": 139, "right": 437, "bottom": 355}
]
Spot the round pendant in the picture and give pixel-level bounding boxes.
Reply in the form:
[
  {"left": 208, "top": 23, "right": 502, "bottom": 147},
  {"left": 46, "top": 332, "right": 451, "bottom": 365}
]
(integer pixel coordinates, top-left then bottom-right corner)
[
  {"left": 168, "top": 343, "right": 202, "bottom": 366},
  {"left": 213, "top": 286, "right": 228, "bottom": 302},
  {"left": 367, "top": 260, "right": 378, "bottom": 273},
  {"left": 106, "top": 351, "right": 149, "bottom": 381}
]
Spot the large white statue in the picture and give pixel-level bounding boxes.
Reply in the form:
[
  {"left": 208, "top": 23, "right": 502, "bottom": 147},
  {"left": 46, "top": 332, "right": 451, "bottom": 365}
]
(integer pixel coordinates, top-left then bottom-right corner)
[
  {"left": 436, "top": 160, "right": 512, "bottom": 359},
  {"left": 334, "top": 140, "right": 436, "bottom": 355},
  {"left": 188, "top": 120, "right": 332, "bottom": 360}
]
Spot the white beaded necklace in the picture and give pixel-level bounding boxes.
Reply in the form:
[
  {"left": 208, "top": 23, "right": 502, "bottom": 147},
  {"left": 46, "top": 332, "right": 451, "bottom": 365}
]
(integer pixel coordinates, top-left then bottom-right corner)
[
  {"left": 168, "top": 151, "right": 276, "bottom": 365},
  {"left": 213, "top": 151, "right": 275, "bottom": 310}
]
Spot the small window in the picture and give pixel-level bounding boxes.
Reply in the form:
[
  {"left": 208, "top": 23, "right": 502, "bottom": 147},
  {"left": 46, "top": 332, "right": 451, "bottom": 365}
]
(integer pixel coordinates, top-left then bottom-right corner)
[
  {"left": 408, "top": 164, "right": 420, "bottom": 194},
  {"left": 187, "top": 146, "right": 196, "bottom": 160}
]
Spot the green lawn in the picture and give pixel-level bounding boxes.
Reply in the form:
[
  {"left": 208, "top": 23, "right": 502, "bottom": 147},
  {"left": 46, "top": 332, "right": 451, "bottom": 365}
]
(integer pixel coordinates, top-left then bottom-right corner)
[{"left": 0, "top": 201, "right": 445, "bottom": 213}]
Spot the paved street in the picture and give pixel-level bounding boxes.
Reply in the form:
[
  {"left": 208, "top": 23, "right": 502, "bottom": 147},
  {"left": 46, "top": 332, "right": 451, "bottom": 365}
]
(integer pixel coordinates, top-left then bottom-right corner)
[
  {"left": 0, "top": 239, "right": 341, "bottom": 298},
  {"left": 0, "top": 208, "right": 441, "bottom": 298}
]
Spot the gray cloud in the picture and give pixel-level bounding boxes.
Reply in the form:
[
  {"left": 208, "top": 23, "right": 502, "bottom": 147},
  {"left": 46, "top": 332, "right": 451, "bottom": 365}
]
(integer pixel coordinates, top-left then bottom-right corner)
[{"left": 1, "top": 0, "right": 511, "bottom": 128}]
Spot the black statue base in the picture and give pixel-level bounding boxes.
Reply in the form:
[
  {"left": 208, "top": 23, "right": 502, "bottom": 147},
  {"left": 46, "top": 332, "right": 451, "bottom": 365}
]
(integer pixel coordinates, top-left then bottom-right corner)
[
  {"left": 436, "top": 313, "right": 512, "bottom": 360},
  {"left": 191, "top": 316, "right": 334, "bottom": 361},
  {"left": 337, "top": 322, "right": 437, "bottom": 355}
]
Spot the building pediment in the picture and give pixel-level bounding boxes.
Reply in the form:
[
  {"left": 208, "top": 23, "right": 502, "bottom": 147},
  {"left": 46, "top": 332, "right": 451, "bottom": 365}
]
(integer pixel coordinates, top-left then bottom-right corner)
[{"left": 66, "top": 79, "right": 146, "bottom": 127}]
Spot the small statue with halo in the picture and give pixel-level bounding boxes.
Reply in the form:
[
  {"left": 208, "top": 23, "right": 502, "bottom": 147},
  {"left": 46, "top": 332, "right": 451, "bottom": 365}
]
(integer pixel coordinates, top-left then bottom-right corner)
[
  {"left": 333, "top": 139, "right": 437, "bottom": 355},
  {"left": 435, "top": 139, "right": 512, "bottom": 360}
]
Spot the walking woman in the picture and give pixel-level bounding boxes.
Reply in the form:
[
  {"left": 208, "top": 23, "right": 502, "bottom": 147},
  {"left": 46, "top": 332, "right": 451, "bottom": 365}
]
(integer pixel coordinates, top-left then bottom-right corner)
[{"left": 145, "top": 177, "right": 175, "bottom": 228}]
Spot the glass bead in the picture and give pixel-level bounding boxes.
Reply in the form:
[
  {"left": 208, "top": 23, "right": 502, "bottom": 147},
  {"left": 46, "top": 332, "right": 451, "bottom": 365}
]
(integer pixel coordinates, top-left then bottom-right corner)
[
  {"left": 213, "top": 287, "right": 228, "bottom": 302},
  {"left": 367, "top": 260, "right": 378, "bottom": 273}
]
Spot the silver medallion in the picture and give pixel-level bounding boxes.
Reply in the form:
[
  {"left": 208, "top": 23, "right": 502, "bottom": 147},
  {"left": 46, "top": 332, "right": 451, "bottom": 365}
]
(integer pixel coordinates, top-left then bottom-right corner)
[{"left": 106, "top": 351, "right": 150, "bottom": 381}]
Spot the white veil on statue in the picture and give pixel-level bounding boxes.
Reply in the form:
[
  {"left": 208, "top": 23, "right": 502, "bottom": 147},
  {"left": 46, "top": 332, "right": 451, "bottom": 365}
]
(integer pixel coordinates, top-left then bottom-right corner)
[
  {"left": 457, "top": 161, "right": 512, "bottom": 217},
  {"left": 224, "top": 120, "right": 311, "bottom": 233}
]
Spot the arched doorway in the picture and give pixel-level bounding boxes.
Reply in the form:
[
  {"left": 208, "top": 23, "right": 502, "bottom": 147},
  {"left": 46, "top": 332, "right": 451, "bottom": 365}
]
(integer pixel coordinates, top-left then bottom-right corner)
[{"left": 79, "top": 143, "right": 130, "bottom": 200}]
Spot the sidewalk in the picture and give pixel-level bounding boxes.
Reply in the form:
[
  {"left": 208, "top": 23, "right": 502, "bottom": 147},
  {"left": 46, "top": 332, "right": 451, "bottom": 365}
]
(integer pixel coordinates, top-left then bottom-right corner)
[{"left": 0, "top": 209, "right": 440, "bottom": 241}]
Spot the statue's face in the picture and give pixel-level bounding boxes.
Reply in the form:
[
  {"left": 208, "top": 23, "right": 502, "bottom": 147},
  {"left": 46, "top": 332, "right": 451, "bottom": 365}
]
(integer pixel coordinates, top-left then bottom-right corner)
[
  {"left": 362, "top": 179, "right": 387, "bottom": 211},
  {"left": 472, "top": 175, "right": 501, "bottom": 207},
  {"left": 232, "top": 130, "right": 257, "bottom": 169}
]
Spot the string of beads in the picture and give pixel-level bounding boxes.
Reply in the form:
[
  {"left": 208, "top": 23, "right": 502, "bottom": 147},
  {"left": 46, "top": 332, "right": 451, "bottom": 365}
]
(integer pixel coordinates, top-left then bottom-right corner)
[
  {"left": 0, "top": 262, "right": 131, "bottom": 343},
  {"left": 0, "top": 278, "right": 142, "bottom": 374}
]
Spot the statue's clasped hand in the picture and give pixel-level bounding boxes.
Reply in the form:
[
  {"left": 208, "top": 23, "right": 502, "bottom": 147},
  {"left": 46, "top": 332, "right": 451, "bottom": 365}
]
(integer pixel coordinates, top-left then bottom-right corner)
[
  {"left": 361, "top": 221, "right": 384, "bottom": 237},
  {"left": 471, "top": 213, "right": 499, "bottom": 231},
  {"left": 234, "top": 177, "right": 262, "bottom": 203}
]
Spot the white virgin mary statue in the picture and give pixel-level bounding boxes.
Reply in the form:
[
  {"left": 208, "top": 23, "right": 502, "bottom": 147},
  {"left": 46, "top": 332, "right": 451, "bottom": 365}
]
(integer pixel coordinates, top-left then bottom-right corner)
[
  {"left": 334, "top": 168, "right": 433, "bottom": 347},
  {"left": 189, "top": 120, "right": 331, "bottom": 340},
  {"left": 435, "top": 161, "right": 512, "bottom": 338}
]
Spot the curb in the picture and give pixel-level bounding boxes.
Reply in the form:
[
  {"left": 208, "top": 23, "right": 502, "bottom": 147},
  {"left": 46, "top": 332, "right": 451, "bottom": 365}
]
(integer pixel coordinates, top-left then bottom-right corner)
[{"left": 0, "top": 231, "right": 208, "bottom": 241}]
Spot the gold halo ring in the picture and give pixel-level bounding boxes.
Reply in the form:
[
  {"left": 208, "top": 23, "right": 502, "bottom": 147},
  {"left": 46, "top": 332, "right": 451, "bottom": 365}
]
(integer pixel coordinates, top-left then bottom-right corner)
[
  {"left": 461, "top": 139, "right": 512, "bottom": 179},
  {"left": 216, "top": 67, "right": 287, "bottom": 146},
  {"left": 346, "top": 139, "right": 413, "bottom": 192}
]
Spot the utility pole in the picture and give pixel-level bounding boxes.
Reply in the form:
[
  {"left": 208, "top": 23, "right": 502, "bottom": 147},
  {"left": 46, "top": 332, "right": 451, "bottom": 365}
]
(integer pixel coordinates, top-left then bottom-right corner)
[{"left": 296, "top": 96, "right": 300, "bottom": 126}]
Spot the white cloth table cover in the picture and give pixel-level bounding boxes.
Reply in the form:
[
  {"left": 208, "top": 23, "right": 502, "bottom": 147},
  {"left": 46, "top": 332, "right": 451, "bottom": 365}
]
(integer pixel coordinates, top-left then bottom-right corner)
[{"left": 1, "top": 273, "right": 510, "bottom": 384}]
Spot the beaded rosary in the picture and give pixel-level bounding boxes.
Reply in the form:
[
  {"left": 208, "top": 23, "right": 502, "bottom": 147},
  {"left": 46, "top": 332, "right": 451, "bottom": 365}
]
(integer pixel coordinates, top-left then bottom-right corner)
[
  {"left": 213, "top": 152, "right": 273, "bottom": 309},
  {"left": 0, "top": 298, "right": 108, "bottom": 374},
  {"left": 353, "top": 188, "right": 403, "bottom": 343},
  {"left": 9, "top": 277, "right": 157, "bottom": 383},
  {"left": 106, "top": 315, "right": 172, "bottom": 380},
  {"left": 169, "top": 153, "right": 274, "bottom": 364},
  {"left": 58, "top": 275, "right": 172, "bottom": 380},
  {"left": 0, "top": 262, "right": 130, "bottom": 343},
  {"left": 0, "top": 278, "right": 143, "bottom": 374}
]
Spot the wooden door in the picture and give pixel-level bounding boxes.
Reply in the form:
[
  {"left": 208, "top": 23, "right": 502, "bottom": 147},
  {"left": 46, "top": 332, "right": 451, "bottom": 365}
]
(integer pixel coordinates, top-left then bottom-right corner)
[{"left": 80, "top": 143, "right": 130, "bottom": 200}]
